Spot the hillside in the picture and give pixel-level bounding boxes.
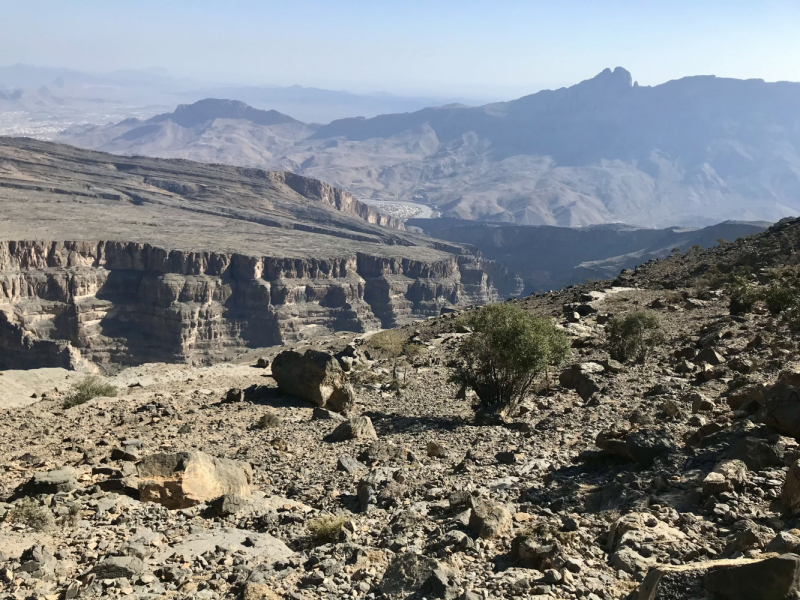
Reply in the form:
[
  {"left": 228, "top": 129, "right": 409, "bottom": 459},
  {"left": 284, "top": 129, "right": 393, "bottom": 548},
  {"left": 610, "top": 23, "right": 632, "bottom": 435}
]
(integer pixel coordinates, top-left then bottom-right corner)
[
  {"left": 408, "top": 218, "right": 769, "bottom": 293},
  {"left": 3, "top": 213, "right": 800, "bottom": 598},
  {"left": 60, "top": 68, "right": 800, "bottom": 228},
  {"left": 0, "top": 137, "right": 521, "bottom": 370}
]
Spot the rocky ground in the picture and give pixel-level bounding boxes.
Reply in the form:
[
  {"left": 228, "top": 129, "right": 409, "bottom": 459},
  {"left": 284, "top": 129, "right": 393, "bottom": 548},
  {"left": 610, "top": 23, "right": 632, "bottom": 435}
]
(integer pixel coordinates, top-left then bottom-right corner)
[{"left": 4, "top": 218, "right": 800, "bottom": 600}]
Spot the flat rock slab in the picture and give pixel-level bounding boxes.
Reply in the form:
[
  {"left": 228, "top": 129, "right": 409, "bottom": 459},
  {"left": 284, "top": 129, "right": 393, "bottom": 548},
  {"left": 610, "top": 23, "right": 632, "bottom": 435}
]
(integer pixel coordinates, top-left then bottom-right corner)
[{"left": 154, "top": 528, "right": 294, "bottom": 564}]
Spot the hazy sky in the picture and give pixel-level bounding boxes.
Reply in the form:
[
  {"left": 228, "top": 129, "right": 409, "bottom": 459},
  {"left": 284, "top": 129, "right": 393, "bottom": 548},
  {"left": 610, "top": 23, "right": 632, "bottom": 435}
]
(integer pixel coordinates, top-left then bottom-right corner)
[{"left": 2, "top": 0, "right": 799, "bottom": 99}]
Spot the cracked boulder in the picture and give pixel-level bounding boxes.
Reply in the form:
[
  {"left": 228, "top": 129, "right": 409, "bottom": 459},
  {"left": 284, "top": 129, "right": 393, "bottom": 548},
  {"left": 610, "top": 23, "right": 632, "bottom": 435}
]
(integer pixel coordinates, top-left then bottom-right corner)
[
  {"left": 137, "top": 451, "right": 253, "bottom": 509},
  {"left": 271, "top": 349, "right": 355, "bottom": 413}
]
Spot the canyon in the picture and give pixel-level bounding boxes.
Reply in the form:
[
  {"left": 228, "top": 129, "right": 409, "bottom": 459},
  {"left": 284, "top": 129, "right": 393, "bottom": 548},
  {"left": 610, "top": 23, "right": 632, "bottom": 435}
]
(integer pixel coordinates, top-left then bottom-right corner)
[{"left": 0, "top": 138, "right": 520, "bottom": 370}]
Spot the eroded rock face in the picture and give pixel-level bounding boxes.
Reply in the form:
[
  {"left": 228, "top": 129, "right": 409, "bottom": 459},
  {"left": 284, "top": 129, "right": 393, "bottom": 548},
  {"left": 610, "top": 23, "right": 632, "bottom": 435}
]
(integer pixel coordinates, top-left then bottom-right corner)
[
  {"left": 137, "top": 451, "right": 253, "bottom": 509},
  {"left": 0, "top": 240, "right": 511, "bottom": 369}
]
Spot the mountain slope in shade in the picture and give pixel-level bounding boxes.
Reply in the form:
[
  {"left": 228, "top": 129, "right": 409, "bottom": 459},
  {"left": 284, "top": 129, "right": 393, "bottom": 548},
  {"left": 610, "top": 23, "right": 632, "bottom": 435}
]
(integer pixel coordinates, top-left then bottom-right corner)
[
  {"left": 408, "top": 217, "right": 769, "bottom": 293},
  {"left": 60, "top": 69, "right": 800, "bottom": 228}
]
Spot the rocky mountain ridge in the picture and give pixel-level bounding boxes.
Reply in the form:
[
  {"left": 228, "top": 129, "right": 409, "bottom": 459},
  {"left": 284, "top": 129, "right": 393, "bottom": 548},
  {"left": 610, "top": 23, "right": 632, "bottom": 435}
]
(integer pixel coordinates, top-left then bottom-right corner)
[{"left": 60, "top": 68, "right": 800, "bottom": 228}]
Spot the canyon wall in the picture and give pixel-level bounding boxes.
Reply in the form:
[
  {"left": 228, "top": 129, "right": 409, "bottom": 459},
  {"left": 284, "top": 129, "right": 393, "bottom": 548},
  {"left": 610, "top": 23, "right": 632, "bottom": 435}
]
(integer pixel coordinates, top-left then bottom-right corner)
[{"left": 0, "top": 240, "right": 520, "bottom": 370}]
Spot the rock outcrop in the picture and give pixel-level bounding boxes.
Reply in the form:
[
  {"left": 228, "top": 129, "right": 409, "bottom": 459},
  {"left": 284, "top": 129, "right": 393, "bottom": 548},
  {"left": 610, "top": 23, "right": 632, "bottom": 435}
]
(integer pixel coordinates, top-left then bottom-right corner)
[{"left": 0, "top": 240, "right": 513, "bottom": 369}]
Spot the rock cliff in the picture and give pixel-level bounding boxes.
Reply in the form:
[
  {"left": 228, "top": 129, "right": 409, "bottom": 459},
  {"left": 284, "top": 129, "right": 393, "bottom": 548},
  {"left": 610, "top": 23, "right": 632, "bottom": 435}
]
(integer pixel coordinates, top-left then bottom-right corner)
[{"left": 0, "top": 240, "right": 518, "bottom": 370}]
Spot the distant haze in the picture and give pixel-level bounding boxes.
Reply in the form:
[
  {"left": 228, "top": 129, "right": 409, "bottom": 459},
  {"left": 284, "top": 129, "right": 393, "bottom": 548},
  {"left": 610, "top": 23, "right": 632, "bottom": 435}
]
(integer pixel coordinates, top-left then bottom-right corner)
[{"left": 1, "top": 0, "right": 799, "bottom": 98}]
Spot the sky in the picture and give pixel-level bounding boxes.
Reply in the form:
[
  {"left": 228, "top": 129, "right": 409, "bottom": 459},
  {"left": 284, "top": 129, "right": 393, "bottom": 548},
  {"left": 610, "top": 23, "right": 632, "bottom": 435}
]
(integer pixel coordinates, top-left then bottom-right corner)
[{"left": 1, "top": 0, "right": 799, "bottom": 100}]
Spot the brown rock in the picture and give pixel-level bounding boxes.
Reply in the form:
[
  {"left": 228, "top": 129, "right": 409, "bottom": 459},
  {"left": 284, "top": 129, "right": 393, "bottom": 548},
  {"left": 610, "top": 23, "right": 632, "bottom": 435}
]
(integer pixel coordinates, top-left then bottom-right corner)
[
  {"left": 137, "top": 451, "right": 252, "bottom": 509},
  {"left": 329, "top": 416, "right": 378, "bottom": 442},
  {"left": 272, "top": 349, "right": 355, "bottom": 413},
  {"left": 468, "top": 499, "right": 512, "bottom": 539}
]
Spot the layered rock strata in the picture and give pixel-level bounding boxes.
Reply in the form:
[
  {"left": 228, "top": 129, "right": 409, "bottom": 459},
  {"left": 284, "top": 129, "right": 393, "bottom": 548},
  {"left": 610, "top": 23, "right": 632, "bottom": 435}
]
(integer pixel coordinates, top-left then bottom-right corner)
[{"left": 0, "top": 240, "right": 516, "bottom": 370}]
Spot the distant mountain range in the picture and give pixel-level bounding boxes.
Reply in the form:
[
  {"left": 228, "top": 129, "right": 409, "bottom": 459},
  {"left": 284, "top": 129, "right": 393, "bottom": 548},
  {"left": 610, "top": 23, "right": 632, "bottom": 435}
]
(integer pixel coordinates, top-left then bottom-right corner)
[
  {"left": 58, "top": 67, "right": 800, "bottom": 229},
  {"left": 0, "top": 63, "right": 476, "bottom": 125}
]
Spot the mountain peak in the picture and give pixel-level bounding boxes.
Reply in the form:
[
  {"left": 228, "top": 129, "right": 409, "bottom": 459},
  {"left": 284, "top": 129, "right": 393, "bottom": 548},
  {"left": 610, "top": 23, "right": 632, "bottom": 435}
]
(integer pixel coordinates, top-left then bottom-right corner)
[
  {"left": 586, "top": 66, "right": 633, "bottom": 89},
  {"left": 148, "top": 98, "right": 302, "bottom": 128}
]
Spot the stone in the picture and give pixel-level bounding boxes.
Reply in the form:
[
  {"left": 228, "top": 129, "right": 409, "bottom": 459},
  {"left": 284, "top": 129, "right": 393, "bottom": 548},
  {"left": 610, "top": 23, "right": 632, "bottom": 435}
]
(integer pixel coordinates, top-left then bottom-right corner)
[
  {"left": 17, "top": 545, "right": 56, "bottom": 579},
  {"left": 92, "top": 556, "right": 146, "bottom": 579},
  {"left": 427, "top": 441, "right": 448, "bottom": 458},
  {"left": 14, "top": 468, "right": 78, "bottom": 497},
  {"left": 625, "top": 428, "right": 676, "bottom": 467},
  {"left": 224, "top": 387, "right": 245, "bottom": 403},
  {"left": 511, "top": 534, "right": 561, "bottom": 570},
  {"left": 607, "top": 513, "right": 685, "bottom": 553},
  {"left": 595, "top": 429, "right": 630, "bottom": 458},
  {"left": 468, "top": 499, "right": 512, "bottom": 539},
  {"left": 727, "top": 436, "right": 784, "bottom": 470},
  {"left": 208, "top": 493, "right": 250, "bottom": 517},
  {"left": 311, "top": 406, "right": 346, "bottom": 421},
  {"left": 337, "top": 456, "right": 367, "bottom": 474},
  {"left": 380, "top": 553, "right": 459, "bottom": 599},
  {"left": 137, "top": 451, "right": 252, "bottom": 509},
  {"left": 691, "top": 394, "right": 715, "bottom": 413},
  {"left": 329, "top": 416, "right": 378, "bottom": 442},
  {"left": 702, "top": 460, "right": 748, "bottom": 496},
  {"left": 255, "top": 357, "right": 270, "bottom": 369},
  {"left": 610, "top": 547, "right": 656, "bottom": 574},
  {"left": 705, "top": 553, "right": 800, "bottom": 600},
  {"left": 242, "top": 583, "right": 280, "bottom": 600},
  {"left": 559, "top": 362, "right": 604, "bottom": 401},
  {"left": 663, "top": 398, "right": 681, "bottom": 418},
  {"left": 781, "top": 458, "right": 800, "bottom": 513},
  {"left": 696, "top": 347, "right": 725, "bottom": 365},
  {"left": 758, "top": 372, "right": 800, "bottom": 438},
  {"left": 271, "top": 349, "right": 355, "bottom": 412},
  {"left": 766, "top": 531, "right": 800, "bottom": 554}
]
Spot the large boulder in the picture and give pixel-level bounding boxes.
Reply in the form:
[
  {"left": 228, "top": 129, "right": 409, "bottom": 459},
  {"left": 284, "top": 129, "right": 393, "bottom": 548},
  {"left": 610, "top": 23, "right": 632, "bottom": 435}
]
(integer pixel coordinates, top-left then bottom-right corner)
[
  {"left": 271, "top": 349, "right": 355, "bottom": 412},
  {"left": 625, "top": 428, "right": 676, "bottom": 467},
  {"left": 631, "top": 554, "right": 800, "bottom": 600},
  {"left": 138, "top": 451, "right": 252, "bottom": 509},
  {"left": 702, "top": 459, "right": 748, "bottom": 497},
  {"left": 559, "top": 362, "right": 604, "bottom": 401},
  {"left": 757, "top": 371, "right": 800, "bottom": 437},
  {"left": 380, "top": 553, "right": 460, "bottom": 599},
  {"left": 468, "top": 499, "right": 512, "bottom": 539},
  {"left": 12, "top": 468, "right": 78, "bottom": 498},
  {"left": 781, "top": 459, "right": 800, "bottom": 514},
  {"left": 558, "top": 362, "right": 605, "bottom": 400}
]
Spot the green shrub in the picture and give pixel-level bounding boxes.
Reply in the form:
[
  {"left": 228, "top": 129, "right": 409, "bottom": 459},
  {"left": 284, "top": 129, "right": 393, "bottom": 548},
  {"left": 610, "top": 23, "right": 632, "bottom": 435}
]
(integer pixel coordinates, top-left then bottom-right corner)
[
  {"left": 369, "top": 329, "right": 425, "bottom": 381},
  {"left": 764, "top": 273, "right": 800, "bottom": 315},
  {"left": 728, "top": 274, "right": 762, "bottom": 315},
  {"left": 606, "top": 311, "right": 664, "bottom": 363},
  {"left": 8, "top": 497, "right": 55, "bottom": 532},
  {"left": 62, "top": 375, "right": 118, "bottom": 409},
  {"left": 307, "top": 515, "right": 348, "bottom": 544},
  {"left": 451, "top": 303, "right": 570, "bottom": 416}
]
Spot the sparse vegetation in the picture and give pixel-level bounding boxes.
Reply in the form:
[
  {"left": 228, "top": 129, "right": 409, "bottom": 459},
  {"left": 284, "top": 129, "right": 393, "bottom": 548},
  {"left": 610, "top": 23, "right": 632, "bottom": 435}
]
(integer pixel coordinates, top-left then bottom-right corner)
[
  {"left": 606, "top": 310, "right": 664, "bottom": 363},
  {"left": 369, "top": 329, "right": 425, "bottom": 381},
  {"left": 62, "top": 375, "right": 118, "bottom": 409},
  {"left": 728, "top": 274, "right": 762, "bottom": 315},
  {"left": 254, "top": 411, "right": 282, "bottom": 429},
  {"left": 307, "top": 514, "right": 348, "bottom": 544},
  {"left": 8, "top": 497, "right": 55, "bottom": 532},
  {"left": 451, "top": 303, "right": 570, "bottom": 417},
  {"left": 764, "top": 271, "right": 800, "bottom": 315}
]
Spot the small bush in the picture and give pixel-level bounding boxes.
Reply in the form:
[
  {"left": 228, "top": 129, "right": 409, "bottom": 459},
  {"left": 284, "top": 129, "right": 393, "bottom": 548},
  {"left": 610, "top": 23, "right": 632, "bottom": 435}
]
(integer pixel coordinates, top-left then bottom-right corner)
[
  {"left": 369, "top": 329, "right": 426, "bottom": 380},
  {"left": 62, "top": 375, "right": 117, "bottom": 409},
  {"left": 255, "top": 411, "right": 282, "bottom": 429},
  {"left": 8, "top": 497, "right": 55, "bottom": 532},
  {"left": 728, "top": 274, "right": 762, "bottom": 315},
  {"left": 307, "top": 515, "right": 348, "bottom": 544},
  {"left": 764, "top": 272, "right": 800, "bottom": 315},
  {"left": 451, "top": 303, "right": 570, "bottom": 416},
  {"left": 606, "top": 311, "right": 664, "bottom": 363}
]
